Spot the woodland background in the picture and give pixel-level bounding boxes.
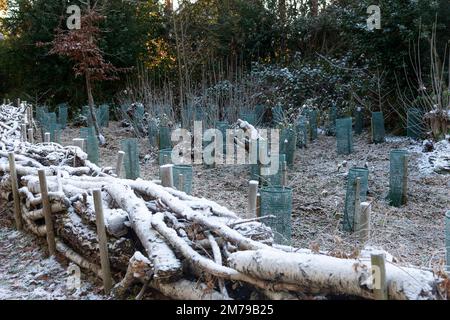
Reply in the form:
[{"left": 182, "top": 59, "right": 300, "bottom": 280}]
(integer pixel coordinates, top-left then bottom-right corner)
[{"left": 0, "top": 0, "right": 449, "bottom": 132}]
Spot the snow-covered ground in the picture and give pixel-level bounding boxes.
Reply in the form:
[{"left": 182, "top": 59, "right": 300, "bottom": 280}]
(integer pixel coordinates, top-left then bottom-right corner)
[
  {"left": 0, "top": 222, "right": 104, "bottom": 300},
  {"left": 409, "top": 138, "right": 450, "bottom": 176},
  {"left": 384, "top": 135, "right": 450, "bottom": 176}
]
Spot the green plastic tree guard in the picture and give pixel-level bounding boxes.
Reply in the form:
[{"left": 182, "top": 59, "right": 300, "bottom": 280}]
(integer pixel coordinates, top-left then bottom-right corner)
[
  {"left": 173, "top": 165, "right": 193, "bottom": 195},
  {"left": 57, "top": 104, "right": 69, "bottom": 129},
  {"left": 262, "top": 154, "right": 286, "bottom": 187},
  {"left": 272, "top": 106, "right": 284, "bottom": 125},
  {"left": 36, "top": 106, "right": 48, "bottom": 124},
  {"left": 98, "top": 104, "right": 110, "bottom": 127},
  {"left": 159, "top": 126, "right": 172, "bottom": 150},
  {"left": 260, "top": 186, "right": 293, "bottom": 245},
  {"left": 389, "top": 149, "right": 408, "bottom": 207},
  {"left": 446, "top": 211, "right": 450, "bottom": 271},
  {"left": 159, "top": 148, "right": 173, "bottom": 165},
  {"left": 135, "top": 104, "right": 145, "bottom": 120},
  {"left": 42, "top": 112, "right": 57, "bottom": 138},
  {"left": 48, "top": 123, "right": 61, "bottom": 143},
  {"left": 194, "top": 106, "right": 205, "bottom": 121},
  {"left": 296, "top": 116, "right": 308, "bottom": 148},
  {"left": 148, "top": 121, "right": 158, "bottom": 148},
  {"left": 215, "top": 121, "right": 228, "bottom": 155},
  {"left": 249, "top": 139, "right": 260, "bottom": 180},
  {"left": 407, "top": 108, "right": 424, "bottom": 140},
  {"left": 327, "top": 105, "right": 338, "bottom": 136},
  {"left": 371, "top": 112, "right": 385, "bottom": 143},
  {"left": 354, "top": 107, "right": 364, "bottom": 135},
  {"left": 336, "top": 117, "right": 353, "bottom": 155},
  {"left": 308, "top": 109, "right": 318, "bottom": 141},
  {"left": 280, "top": 128, "right": 297, "bottom": 166},
  {"left": 181, "top": 104, "right": 195, "bottom": 129},
  {"left": 82, "top": 106, "right": 94, "bottom": 126},
  {"left": 343, "top": 167, "right": 369, "bottom": 232},
  {"left": 80, "top": 127, "right": 99, "bottom": 165},
  {"left": 255, "top": 104, "right": 266, "bottom": 125},
  {"left": 121, "top": 138, "right": 140, "bottom": 180},
  {"left": 44, "top": 112, "right": 57, "bottom": 124},
  {"left": 240, "top": 111, "right": 256, "bottom": 126}
]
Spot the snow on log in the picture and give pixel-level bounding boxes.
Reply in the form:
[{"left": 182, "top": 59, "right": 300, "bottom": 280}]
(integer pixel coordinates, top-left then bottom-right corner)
[
  {"left": 228, "top": 249, "right": 439, "bottom": 300},
  {"left": 105, "top": 183, "right": 183, "bottom": 281}
]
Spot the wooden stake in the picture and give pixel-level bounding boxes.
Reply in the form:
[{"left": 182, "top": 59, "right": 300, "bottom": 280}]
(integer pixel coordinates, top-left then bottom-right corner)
[
  {"left": 72, "top": 138, "right": 84, "bottom": 150},
  {"left": 8, "top": 153, "right": 22, "bottom": 230},
  {"left": 160, "top": 164, "right": 174, "bottom": 188},
  {"left": 355, "top": 201, "right": 371, "bottom": 242},
  {"left": 28, "top": 128, "right": 34, "bottom": 144},
  {"left": 402, "top": 155, "right": 408, "bottom": 205},
  {"left": 281, "top": 161, "right": 288, "bottom": 187},
  {"left": 371, "top": 253, "right": 388, "bottom": 300},
  {"left": 21, "top": 123, "right": 27, "bottom": 142},
  {"left": 248, "top": 180, "right": 259, "bottom": 217},
  {"left": 256, "top": 193, "right": 261, "bottom": 218},
  {"left": 28, "top": 106, "right": 34, "bottom": 125},
  {"left": 116, "top": 151, "right": 125, "bottom": 178},
  {"left": 26, "top": 107, "right": 30, "bottom": 125},
  {"left": 178, "top": 173, "right": 185, "bottom": 192},
  {"left": 44, "top": 132, "right": 51, "bottom": 143},
  {"left": 16, "top": 98, "right": 20, "bottom": 107},
  {"left": 354, "top": 177, "right": 361, "bottom": 233},
  {"left": 38, "top": 169, "right": 56, "bottom": 256},
  {"left": 93, "top": 189, "right": 113, "bottom": 294}
]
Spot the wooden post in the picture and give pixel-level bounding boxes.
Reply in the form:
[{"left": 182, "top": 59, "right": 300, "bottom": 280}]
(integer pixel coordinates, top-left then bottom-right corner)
[
  {"left": 178, "top": 173, "right": 185, "bottom": 192},
  {"left": 72, "top": 138, "right": 85, "bottom": 150},
  {"left": 44, "top": 132, "right": 51, "bottom": 143},
  {"left": 371, "top": 253, "right": 388, "bottom": 300},
  {"left": 256, "top": 193, "right": 261, "bottom": 218},
  {"left": 354, "top": 177, "right": 361, "bottom": 233},
  {"left": 21, "top": 123, "right": 27, "bottom": 142},
  {"left": 160, "top": 164, "right": 174, "bottom": 188},
  {"left": 16, "top": 98, "right": 20, "bottom": 107},
  {"left": 402, "top": 155, "right": 408, "bottom": 205},
  {"left": 28, "top": 106, "right": 34, "bottom": 125},
  {"left": 8, "top": 153, "right": 22, "bottom": 230},
  {"left": 38, "top": 169, "right": 56, "bottom": 256},
  {"left": 116, "top": 151, "right": 125, "bottom": 178},
  {"left": 28, "top": 128, "right": 34, "bottom": 144},
  {"left": 93, "top": 189, "right": 113, "bottom": 294},
  {"left": 281, "top": 161, "right": 288, "bottom": 187},
  {"left": 248, "top": 180, "right": 259, "bottom": 217},
  {"left": 72, "top": 139, "right": 85, "bottom": 166},
  {"left": 355, "top": 201, "right": 371, "bottom": 242},
  {"left": 26, "top": 107, "right": 30, "bottom": 125}
]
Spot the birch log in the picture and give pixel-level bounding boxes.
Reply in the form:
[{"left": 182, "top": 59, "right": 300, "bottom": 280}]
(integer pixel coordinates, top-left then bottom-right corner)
[
  {"left": 228, "top": 249, "right": 439, "bottom": 300},
  {"left": 105, "top": 183, "right": 182, "bottom": 281}
]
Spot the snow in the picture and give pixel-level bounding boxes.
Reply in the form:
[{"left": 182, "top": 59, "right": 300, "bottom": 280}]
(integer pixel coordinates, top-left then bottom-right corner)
[
  {"left": 410, "top": 139, "right": 450, "bottom": 175},
  {"left": 0, "top": 224, "right": 104, "bottom": 300}
]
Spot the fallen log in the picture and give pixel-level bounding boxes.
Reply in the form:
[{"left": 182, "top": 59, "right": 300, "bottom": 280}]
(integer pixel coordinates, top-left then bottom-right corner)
[
  {"left": 105, "top": 184, "right": 183, "bottom": 281},
  {"left": 228, "top": 249, "right": 440, "bottom": 300},
  {"left": 54, "top": 209, "right": 134, "bottom": 271}
]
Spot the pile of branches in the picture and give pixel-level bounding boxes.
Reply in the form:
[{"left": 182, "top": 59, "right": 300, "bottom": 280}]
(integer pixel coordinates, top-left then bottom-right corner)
[{"left": 0, "top": 102, "right": 446, "bottom": 300}]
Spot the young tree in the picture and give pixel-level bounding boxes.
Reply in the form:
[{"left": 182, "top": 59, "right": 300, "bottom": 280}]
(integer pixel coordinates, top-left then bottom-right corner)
[{"left": 44, "top": 1, "right": 125, "bottom": 144}]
